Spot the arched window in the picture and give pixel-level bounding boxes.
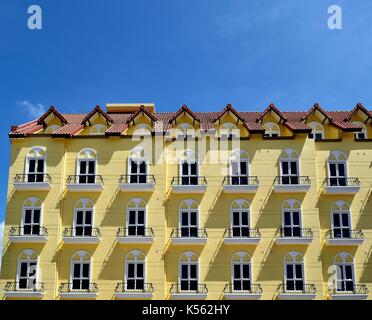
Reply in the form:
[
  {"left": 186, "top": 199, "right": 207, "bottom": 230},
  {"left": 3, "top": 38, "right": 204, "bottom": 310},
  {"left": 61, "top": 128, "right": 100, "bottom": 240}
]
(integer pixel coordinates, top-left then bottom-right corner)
[
  {"left": 133, "top": 124, "right": 152, "bottom": 137},
  {"left": 279, "top": 148, "right": 300, "bottom": 185},
  {"left": 352, "top": 121, "right": 368, "bottom": 140},
  {"left": 220, "top": 122, "right": 238, "bottom": 139},
  {"left": 230, "top": 200, "right": 251, "bottom": 237},
  {"left": 73, "top": 198, "right": 94, "bottom": 236},
  {"left": 308, "top": 122, "right": 324, "bottom": 140},
  {"left": 331, "top": 201, "right": 351, "bottom": 239},
  {"left": 328, "top": 151, "right": 348, "bottom": 186},
  {"left": 71, "top": 251, "right": 92, "bottom": 290},
  {"left": 77, "top": 148, "right": 97, "bottom": 184},
  {"left": 128, "top": 147, "right": 148, "bottom": 183},
  {"left": 179, "top": 252, "right": 199, "bottom": 291},
  {"left": 127, "top": 198, "right": 147, "bottom": 236},
  {"left": 179, "top": 200, "right": 199, "bottom": 238},
  {"left": 229, "top": 150, "right": 249, "bottom": 185},
  {"left": 90, "top": 124, "right": 107, "bottom": 135},
  {"left": 334, "top": 252, "right": 355, "bottom": 292},
  {"left": 125, "top": 250, "right": 146, "bottom": 290},
  {"left": 22, "top": 197, "right": 42, "bottom": 236},
  {"left": 284, "top": 251, "right": 304, "bottom": 291},
  {"left": 263, "top": 122, "right": 280, "bottom": 137},
  {"left": 231, "top": 252, "right": 251, "bottom": 291},
  {"left": 282, "top": 200, "right": 302, "bottom": 237},
  {"left": 179, "top": 150, "right": 199, "bottom": 185},
  {"left": 45, "top": 125, "right": 61, "bottom": 134},
  {"left": 26, "top": 147, "right": 46, "bottom": 183},
  {"left": 176, "top": 123, "right": 194, "bottom": 139},
  {"left": 17, "top": 249, "right": 39, "bottom": 290}
]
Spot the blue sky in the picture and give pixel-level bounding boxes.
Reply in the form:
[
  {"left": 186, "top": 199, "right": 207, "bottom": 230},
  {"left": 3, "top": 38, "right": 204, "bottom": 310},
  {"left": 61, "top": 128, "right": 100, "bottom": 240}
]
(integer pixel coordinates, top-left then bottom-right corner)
[{"left": 1, "top": 0, "right": 372, "bottom": 258}]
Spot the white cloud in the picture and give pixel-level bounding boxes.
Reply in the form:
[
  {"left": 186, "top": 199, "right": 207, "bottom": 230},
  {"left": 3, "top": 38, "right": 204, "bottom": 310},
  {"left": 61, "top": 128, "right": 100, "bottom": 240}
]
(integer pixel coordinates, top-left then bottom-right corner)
[
  {"left": 0, "top": 220, "right": 4, "bottom": 272},
  {"left": 17, "top": 100, "right": 47, "bottom": 118}
]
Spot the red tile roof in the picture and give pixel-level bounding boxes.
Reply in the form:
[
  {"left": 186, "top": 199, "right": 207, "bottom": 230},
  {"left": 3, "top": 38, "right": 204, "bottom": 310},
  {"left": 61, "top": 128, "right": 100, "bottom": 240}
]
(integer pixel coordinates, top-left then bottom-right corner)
[
  {"left": 81, "top": 105, "right": 113, "bottom": 125},
  {"left": 170, "top": 105, "right": 200, "bottom": 123}
]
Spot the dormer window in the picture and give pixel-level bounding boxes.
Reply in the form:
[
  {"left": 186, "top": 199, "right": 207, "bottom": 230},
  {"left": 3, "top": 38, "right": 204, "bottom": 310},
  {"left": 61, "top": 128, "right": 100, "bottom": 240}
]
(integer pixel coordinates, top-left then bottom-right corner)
[
  {"left": 263, "top": 122, "right": 280, "bottom": 137},
  {"left": 45, "top": 125, "right": 61, "bottom": 134},
  {"left": 90, "top": 124, "right": 107, "bottom": 135},
  {"left": 352, "top": 121, "right": 367, "bottom": 140},
  {"left": 26, "top": 147, "right": 46, "bottom": 183},
  {"left": 308, "top": 122, "right": 324, "bottom": 140},
  {"left": 176, "top": 123, "right": 194, "bottom": 139},
  {"left": 220, "top": 122, "right": 238, "bottom": 139}
]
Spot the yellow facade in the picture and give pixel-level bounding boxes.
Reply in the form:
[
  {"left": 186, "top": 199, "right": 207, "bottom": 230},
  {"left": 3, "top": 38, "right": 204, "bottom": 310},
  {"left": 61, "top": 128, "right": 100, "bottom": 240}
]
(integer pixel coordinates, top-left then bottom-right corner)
[{"left": 1, "top": 103, "right": 371, "bottom": 300}]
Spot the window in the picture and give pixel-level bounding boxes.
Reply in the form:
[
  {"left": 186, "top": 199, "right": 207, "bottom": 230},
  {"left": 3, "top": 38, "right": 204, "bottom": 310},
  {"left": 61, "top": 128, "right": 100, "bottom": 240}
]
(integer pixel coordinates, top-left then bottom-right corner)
[
  {"left": 77, "top": 148, "right": 97, "bottom": 184},
  {"left": 280, "top": 148, "right": 299, "bottom": 185},
  {"left": 125, "top": 251, "right": 146, "bottom": 290},
  {"left": 230, "top": 200, "right": 251, "bottom": 237},
  {"left": 220, "top": 122, "right": 238, "bottom": 139},
  {"left": 74, "top": 198, "right": 94, "bottom": 236},
  {"left": 133, "top": 124, "right": 152, "bottom": 137},
  {"left": 328, "top": 151, "right": 348, "bottom": 186},
  {"left": 26, "top": 147, "right": 46, "bottom": 183},
  {"left": 90, "top": 124, "right": 107, "bottom": 135},
  {"left": 22, "top": 197, "right": 42, "bottom": 236},
  {"left": 179, "top": 252, "right": 199, "bottom": 291},
  {"left": 71, "top": 251, "right": 91, "bottom": 290},
  {"left": 263, "top": 122, "right": 280, "bottom": 137},
  {"left": 45, "top": 125, "right": 61, "bottom": 134},
  {"left": 180, "top": 150, "right": 198, "bottom": 185},
  {"left": 128, "top": 147, "right": 147, "bottom": 183},
  {"left": 127, "top": 198, "right": 146, "bottom": 236},
  {"left": 282, "top": 200, "right": 302, "bottom": 237},
  {"left": 284, "top": 252, "right": 304, "bottom": 291},
  {"left": 179, "top": 200, "right": 199, "bottom": 237},
  {"left": 176, "top": 123, "right": 194, "bottom": 139},
  {"left": 334, "top": 253, "right": 355, "bottom": 292},
  {"left": 352, "top": 121, "right": 368, "bottom": 140},
  {"left": 17, "top": 250, "right": 38, "bottom": 290},
  {"left": 231, "top": 252, "right": 251, "bottom": 291},
  {"left": 308, "top": 122, "right": 324, "bottom": 140},
  {"left": 229, "top": 150, "right": 249, "bottom": 185},
  {"left": 331, "top": 201, "right": 351, "bottom": 239}
]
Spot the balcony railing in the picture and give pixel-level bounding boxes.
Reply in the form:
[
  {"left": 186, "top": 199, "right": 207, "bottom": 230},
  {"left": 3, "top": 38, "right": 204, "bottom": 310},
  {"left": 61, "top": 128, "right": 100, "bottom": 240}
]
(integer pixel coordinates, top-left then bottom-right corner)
[
  {"left": 325, "top": 229, "right": 364, "bottom": 240},
  {"left": 224, "top": 228, "right": 261, "bottom": 239},
  {"left": 117, "top": 227, "right": 154, "bottom": 238},
  {"left": 14, "top": 174, "right": 52, "bottom": 184},
  {"left": 119, "top": 174, "right": 155, "bottom": 184},
  {"left": 9, "top": 226, "right": 48, "bottom": 237},
  {"left": 66, "top": 175, "right": 104, "bottom": 185},
  {"left": 276, "top": 227, "right": 314, "bottom": 238},
  {"left": 4, "top": 281, "right": 45, "bottom": 292},
  {"left": 170, "top": 228, "right": 208, "bottom": 238},
  {"left": 170, "top": 283, "right": 208, "bottom": 294},
  {"left": 224, "top": 283, "right": 262, "bottom": 295},
  {"left": 171, "top": 176, "right": 207, "bottom": 186},
  {"left": 59, "top": 283, "right": 98, "bottom": 294},
  {"left": 115, "top": 282, "right": 154, "bottom": 294},
  {"left": 63, "top": 227, "right": 101, "bottom": 238},
  {"left": 223, "top": 176, "right": 259, "bottom": 186},
  {"left": 329, "top": 284, "right": 368, "bottom": 296},
  {"left": 277, "top": 283, "right": 317, "bottom": 295},
  {"left": 323, "top": 177, "right": 361, "bottom": 187},
  {"left": 274, "top": 176, "right": 311, "bottom": 185}
]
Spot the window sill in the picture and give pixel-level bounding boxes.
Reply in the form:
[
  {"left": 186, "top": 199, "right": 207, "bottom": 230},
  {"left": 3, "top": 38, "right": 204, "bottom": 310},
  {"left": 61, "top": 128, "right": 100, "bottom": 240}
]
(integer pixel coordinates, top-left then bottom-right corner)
[
  {"left": 119, "top": 182, "right": 155, "bottom": 192},
  {"left": 9, "top": 235, "right": 48, "bottom": 244},
  {"left": 223, "top": 185, "right": 259, "bottom": 193},
  {"left": 13, "top": 182, "right": 51, "bottom": 191}
]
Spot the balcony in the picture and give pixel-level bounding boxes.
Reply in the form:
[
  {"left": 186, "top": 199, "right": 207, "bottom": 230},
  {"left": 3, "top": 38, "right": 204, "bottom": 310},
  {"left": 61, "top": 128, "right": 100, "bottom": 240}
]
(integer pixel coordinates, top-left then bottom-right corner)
[
  {"left": 223, "top": 228, "right": 261, "bottom": 245},
  {"left": 62, "top": 227, "right": 101, "bottom": 244},
  {"left": 275, "top": 228, "right": 314, "bottom": 245},
  {"left": 169, "top": 284, "right": 208, "bottom": 300},
  {"left": 223, "top": 283, "right": 262, "bottom": 300},
  {"left": 170, "top": 228, "right": 208, "bottom": 245},
  {"left": 116, "top": 227, "right": 154, "bottom": 244},
  {"left": 119, "top": 175, "right": 155, "bottom": 192},
  {"left": 222, "top": 176, "right": 259, "bottom": 193},
  {"left": 115, "top": 282, "right": 154, "bottom": 299},
  {"left": 273, "top": 176, "right": 311, "bottom": 193},
  {"left": 329, "top": 284, "right": 369, "bottom": 300},
  {"left": 322, "top": 178, "right": 361, "bottom": 195},
  {"left": 276, "top": 284, "right": 317, "bottom": 300},
  {"left": 66, "top": 175, "right": 104, "bottom": 192},
  {"left": 171, "top": 176, "right": 207, "bottom": 194},
  {"left": 9, "top": 226, "right": 48, "bottom": 243},
  {"left": 4, "top": 281, "right": 44, "bottom": 299},
  {"left": 324, "top": 229, "right": 364, "bottom": 246},
  {"left": 13, "top": 174, "right": 52, "bottom": 191},
  {"left": 59, "top": 283, "right": 98, "bottom": 299}
]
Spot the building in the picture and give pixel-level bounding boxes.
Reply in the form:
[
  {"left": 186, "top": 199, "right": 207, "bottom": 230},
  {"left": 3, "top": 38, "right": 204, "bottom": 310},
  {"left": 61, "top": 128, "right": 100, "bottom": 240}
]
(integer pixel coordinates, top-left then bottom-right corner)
[{"left": 0, "top": 102, "right": 371, "bottom": 300}]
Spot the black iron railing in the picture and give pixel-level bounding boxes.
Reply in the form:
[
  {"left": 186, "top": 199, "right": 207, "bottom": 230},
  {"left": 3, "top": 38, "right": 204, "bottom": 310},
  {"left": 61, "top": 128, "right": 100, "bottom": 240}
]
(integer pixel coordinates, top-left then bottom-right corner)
[
  {"left": 59, "top": 283, "right": 98, "bottom": 293},
  {"left": 224, "top": 228, "right": 261, "bottom": 239},
  {"left": 4, "top": 281, "right": 44, "bottom": 292},
  {"left": 117, "top": 227, "right": 154, "bottom": 238},
  {"left": 66, "top": 175, "right": 104, "bottom": 185},
  {"left": 9, "top": 226, "right": 48, "bottom": 237},
  {"left": 170, "top": 283, "right": 208, "bottom": 294},
  {"left": 224, "top": 283, "right": 262, "bottom": 294},
  {"left": 276, "top": 227, "right": 314, "bottom": 238},
  {"left": 325, "top": 229, "right": 364, "bottom": 240},
  {"left": 115, "top": 282, "right": 154, "bottom": 293},
  {"left": 171, "top": 176, "right": 207, "bottom": 186},
  {"left": 119, "top": 174, "right": 156, "bottom": 184},
  {"left": 323, "top": 177, "right": 361, "bottom": 187},
  {"left": 14, "top": 174, "right": 52, "bottom": 184},
  {"left": 329, "top": 284, "right": 368, "bottom": 295},
  {"left": 274, "top": 176, "right": 311, "bottom": 185},
  {"left": 223, "top": 176, "right": 259, "bottom": 186},
  {"left": 277, "top": 283, "right": 317, "bottom": 294},
  {"left": 63, "top": 227, "right": 101, "bottom": 237},
  {"left": 170, "top": 228, "right": 208, "bottom": 238}
]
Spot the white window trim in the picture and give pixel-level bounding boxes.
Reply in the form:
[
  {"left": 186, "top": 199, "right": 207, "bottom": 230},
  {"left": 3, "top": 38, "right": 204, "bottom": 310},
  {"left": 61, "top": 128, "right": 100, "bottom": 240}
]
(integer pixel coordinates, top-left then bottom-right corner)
[
  {"left": 230, "top": 200, "right": 251, "bottom": 233},
  {"left": 327, "top": 151, "right": 348, "bottom": 181},
  {"left": 263, "top": 122, "right": 280, "bottom": 137},
  {"left": 125, "top": 250, "right": 146, "bottom": 290},
  {"left": 229, "top": 150, "right": 250, "bottom": 178},
  {"left": 178, "top": 252, "right": 199, "bottom": 291},
  {"left": 281, "top": 200, "right": 303, "bottom": 236},
  {"left": 16, "top": 250, "right": 39, "bottom": 290},
  {"left": 76, "top": 148, "right": 98, "bottom": 178},
  {"left": 73, "top": 198, "right": 95, "bottom": 236},
  {"left": 330, "top": 201, "right": 352, "bottom": 236},
  {"left": 333, "top": 253, "right": 356, "bottom": 291},
  {"left": 126, "top": 198, "right": 147, "bottom": 233},
  {"left": 70, "top": 251, "right": 92, "bottom": 291},
  {"left": 179, "top": 200, "right": 199, "bottom": 233},
  {"left": 308, "top": 122, "right": 325, "bottom": 140},
  {"left": 25, "top": 147, "right": 47, "bottom": 176},
  {"left": 21, "top": 197, "right": 43, "bottom": 235},
  {"left": 231, "top": 251, "right": 252, "bottom": 292},
  {"left": 283, "top": 251, "right": 305, "bottom": 291}
]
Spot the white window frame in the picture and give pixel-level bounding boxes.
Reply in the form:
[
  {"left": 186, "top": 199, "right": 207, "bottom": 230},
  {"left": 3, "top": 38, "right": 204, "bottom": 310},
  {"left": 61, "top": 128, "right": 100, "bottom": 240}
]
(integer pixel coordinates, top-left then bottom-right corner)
[
  {"left": 263, "top": 122, "right": 280, "bottom": 137},
  {"left": 179, "top": 150, "right": 199, "bottom": 185},
  {"left": 21, "top": 197, "right": 43, "bottom": 236},
  {"left": 279, "top": 148, "right": 300, "bottom": 185},
  {"left": 284, "top": 251, "right": 305, "bottom": 292},
  {"left": 229, "top": 150, "right": 249, "bottom": 185},
  {"left": 331, "top": 201, "right": 352, "bottom": 239},
  {"left": 89, "top": 124, "right": 107, "bottom": 135},
  {"left": 334, "top": 252, "right": 356, "bottom": 292},
  {"left": 25, "top": 147, "right": 47, "bottom": 182},
  {"left": 179, "top": 199, "right": 199, "bottom": 238},
  {"left": 70, "top": 251, "right": 92, "bottom": 291},
  {"left": 128, "top": 148, "right": 148, "bottom": 184},
  {"left": 282, "top": 199, "right": 302, "bottom": 237},
  {"left": 231, "top": 251, "right": 252, "bottom": 292},
  {"left": 230, "top": 199, "right": 251, "bottom": 237},
  {"left": 352, "top": 121, "right": 367, "bottom": 140},
  {"left": 125, "top": 250, "right": 146, "bottom": 291},
  {"left": 328, "top": 151, "right": 348, "bottom": 186},
  {"left": 178, "top": 252, "right": 199, "bottom": 292},
  {"left": 73, "top": 198, "right": 94, "bottom": 237},
  {"left": 308, "top": 122, "right": 324, "bottom": 140},
  {"left": 77, "top": 148, "right": 97, "bottom": 184},
  {"left": 17, "top": 250, "right": 39, "bottom": 290},
  {"left": 126, "top": 198, "right": 147, "bottom": 236}
]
